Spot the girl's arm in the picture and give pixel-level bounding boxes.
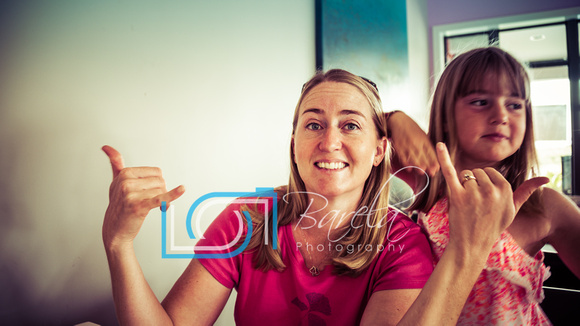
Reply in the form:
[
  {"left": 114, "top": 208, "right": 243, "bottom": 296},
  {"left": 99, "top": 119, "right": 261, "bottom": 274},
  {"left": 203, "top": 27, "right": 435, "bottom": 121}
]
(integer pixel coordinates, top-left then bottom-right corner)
[
  {"left": 544, "top": 188, "right": 580, "bottom": 278},
  {"left": 361, "top": 143, "right": 548, "bottom": 325},
  {"left": 102, "top": 146, "right": 230, "bottom": 325},
  {"left": 386, "top": 111, "right": 438, "bottom": 193}
]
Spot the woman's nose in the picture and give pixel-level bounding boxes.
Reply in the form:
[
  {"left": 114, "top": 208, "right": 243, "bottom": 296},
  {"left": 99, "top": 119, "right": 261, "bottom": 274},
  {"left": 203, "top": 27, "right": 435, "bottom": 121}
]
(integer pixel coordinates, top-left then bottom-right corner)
[{"left": 319, "top": 127, "right": 342, "bottom": 152}]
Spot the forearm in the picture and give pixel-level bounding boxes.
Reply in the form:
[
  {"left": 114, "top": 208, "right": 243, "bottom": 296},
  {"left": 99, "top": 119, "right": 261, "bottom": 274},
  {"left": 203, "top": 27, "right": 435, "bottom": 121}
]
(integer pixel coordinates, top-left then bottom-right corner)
[
  {"left": 398, "top": 243, "right": 486, "bottom": 325},
  {"left": 385, "top": 110, "right": 439, "bottom": 185},
  {"left": 105, "top": 243, "right": 173, "bottom": 326}
]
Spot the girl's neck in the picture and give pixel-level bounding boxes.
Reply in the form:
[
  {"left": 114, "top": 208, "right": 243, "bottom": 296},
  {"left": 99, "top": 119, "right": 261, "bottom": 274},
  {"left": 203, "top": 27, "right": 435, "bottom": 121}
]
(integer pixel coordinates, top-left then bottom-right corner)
[{"left": 455, "top": 158, "right": 500, "bottom": 173}]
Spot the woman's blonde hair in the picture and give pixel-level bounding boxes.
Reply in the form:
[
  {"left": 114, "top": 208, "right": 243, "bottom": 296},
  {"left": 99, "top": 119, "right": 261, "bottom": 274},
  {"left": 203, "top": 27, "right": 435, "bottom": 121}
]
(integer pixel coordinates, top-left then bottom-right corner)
[
  {"left": 244, "top": 69, "right": 391, "bottom": 276},
  {"left": 410, "top": 47, "right": 541, "bottom": 213}
]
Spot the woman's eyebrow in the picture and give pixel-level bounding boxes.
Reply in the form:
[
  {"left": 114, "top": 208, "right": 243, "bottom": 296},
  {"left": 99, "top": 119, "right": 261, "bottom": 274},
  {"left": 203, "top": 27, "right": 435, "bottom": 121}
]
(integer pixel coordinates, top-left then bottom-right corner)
[
  {"left": 301, "top": 108, "right": 366, "bottom": 119},
  {"left": 340, "top": 109, "right": 365, "bottom": 118}
]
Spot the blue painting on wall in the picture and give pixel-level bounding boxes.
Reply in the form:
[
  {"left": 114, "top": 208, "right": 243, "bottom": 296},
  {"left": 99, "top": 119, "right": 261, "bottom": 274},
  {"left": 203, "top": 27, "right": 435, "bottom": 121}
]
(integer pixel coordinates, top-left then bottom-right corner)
[{"left": 316, "top": 0, "right": 408, "bottom": 109}]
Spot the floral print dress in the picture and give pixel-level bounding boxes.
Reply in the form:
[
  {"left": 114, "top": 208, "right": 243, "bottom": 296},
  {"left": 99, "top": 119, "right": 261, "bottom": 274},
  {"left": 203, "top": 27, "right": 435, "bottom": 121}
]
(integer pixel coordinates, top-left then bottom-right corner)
[{"left": 418, "top": 198, "right": 552, "bottom": 325}]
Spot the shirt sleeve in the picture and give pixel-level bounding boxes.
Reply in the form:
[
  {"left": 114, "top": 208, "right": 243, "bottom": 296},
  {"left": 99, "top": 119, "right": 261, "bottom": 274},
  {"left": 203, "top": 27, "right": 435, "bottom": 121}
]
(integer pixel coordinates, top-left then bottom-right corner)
[
  {"left": 195, "top": 202, "right": 249, "bottom": 289},
  {"left": 370, "top": 209, "right": 435, "bottom": 292}
]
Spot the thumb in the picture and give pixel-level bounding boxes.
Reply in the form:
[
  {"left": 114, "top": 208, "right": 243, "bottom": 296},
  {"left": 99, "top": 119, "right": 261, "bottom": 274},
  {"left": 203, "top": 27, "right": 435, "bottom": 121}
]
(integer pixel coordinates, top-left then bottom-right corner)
[
  {"left": 513, "top": 176, "right": 549, "bottom": 212},
  {"left": 102, "top": 145, "right": 125, "bottom": 177}
]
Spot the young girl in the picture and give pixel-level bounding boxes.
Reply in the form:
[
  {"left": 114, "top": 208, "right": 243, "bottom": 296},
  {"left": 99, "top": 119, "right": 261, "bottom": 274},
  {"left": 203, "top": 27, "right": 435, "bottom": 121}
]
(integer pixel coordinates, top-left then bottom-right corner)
[{"left": 411, "top": 47, "right": 580, "bottom": 324}]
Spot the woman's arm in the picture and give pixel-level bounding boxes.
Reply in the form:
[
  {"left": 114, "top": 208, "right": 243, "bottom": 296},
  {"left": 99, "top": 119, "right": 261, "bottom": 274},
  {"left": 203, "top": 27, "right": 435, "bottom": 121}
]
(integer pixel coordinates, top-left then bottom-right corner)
[
  {"left": 361, "top": 248, "right": 488, "bottom": 326},
  {"left": 162, "top": 260, "right": 232, "bottom": 324},
  {"left": 102, "top": 146, "right": 231, "bottom": 325},
  {"left": 361, "top": 143, "right": 549, "bottom": 325},
  {"left": 545, "top": 188, "right": 580, "bottom": 278}
]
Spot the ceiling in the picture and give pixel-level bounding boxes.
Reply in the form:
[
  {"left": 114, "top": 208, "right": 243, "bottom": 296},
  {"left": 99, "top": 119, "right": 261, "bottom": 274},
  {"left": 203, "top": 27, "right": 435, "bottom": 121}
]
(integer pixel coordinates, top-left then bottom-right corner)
[{"left": 499, "top": 24, "right": 569, "bottom": 63}]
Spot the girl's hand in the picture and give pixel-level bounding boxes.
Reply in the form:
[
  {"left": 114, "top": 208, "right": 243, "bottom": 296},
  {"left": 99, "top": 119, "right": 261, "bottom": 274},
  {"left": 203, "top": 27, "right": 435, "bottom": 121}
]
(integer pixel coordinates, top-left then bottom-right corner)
[
  {"left": 386, "top": 111, "right": 439, "bottom": 177},
  {"left": 436, "top": 142, "right": 548, "bottom": 255},
  {"left": 102, "top": 145, "right": 185, "bottom": 249}
]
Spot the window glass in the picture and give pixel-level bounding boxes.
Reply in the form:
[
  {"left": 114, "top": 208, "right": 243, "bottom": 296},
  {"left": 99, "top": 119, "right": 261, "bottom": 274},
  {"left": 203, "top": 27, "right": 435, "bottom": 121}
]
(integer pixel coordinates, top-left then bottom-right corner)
[
  {"left": 529, "top": 66, "right": 571, "bottom": 193},
  {"left": 499, "top": 24, "right": 567, "bottom": 63},
  {"left": 445, "top": 34, "right": 489, "bottom": 63}
]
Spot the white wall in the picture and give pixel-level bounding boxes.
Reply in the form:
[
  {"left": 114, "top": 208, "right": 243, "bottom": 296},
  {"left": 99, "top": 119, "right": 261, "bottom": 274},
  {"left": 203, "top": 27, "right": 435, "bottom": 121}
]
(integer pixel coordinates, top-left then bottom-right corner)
[
  {"left": 405, "top": 0, "right": 429, "bottom": 128},
  {"left": 0, "top": 1, "right": 314, "bottom": 324},
  {"left": 0, "top": 0, "right": 429, "bottom": 324}
]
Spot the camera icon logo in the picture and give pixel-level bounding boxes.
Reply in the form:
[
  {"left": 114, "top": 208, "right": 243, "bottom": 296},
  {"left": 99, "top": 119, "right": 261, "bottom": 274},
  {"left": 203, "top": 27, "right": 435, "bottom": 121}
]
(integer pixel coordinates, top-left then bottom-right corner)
[{"left": 161, "top": 187, "right": 278, "bottom": 259}]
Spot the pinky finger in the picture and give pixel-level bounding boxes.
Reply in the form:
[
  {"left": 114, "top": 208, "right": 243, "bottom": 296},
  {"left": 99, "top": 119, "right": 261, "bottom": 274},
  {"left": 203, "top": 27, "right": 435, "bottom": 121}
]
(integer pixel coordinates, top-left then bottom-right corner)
[{"left": 150, "top": 185, "right": 186, "bottom": 209}]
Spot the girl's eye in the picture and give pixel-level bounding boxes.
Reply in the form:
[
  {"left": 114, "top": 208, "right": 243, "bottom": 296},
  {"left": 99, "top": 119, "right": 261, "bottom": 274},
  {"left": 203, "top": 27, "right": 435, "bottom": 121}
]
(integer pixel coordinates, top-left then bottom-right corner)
[
  {"left": 306, "top": 122, "right": 322, "bottom": 131},
  {"left": 344, "top": 123, "right": 360, "bottom": 131},
  {"left": 507, "top": 102, "right": 523, "bottom": 110},
  {"left": 470, "top": 99, "right": 487, "bottom": 106}
]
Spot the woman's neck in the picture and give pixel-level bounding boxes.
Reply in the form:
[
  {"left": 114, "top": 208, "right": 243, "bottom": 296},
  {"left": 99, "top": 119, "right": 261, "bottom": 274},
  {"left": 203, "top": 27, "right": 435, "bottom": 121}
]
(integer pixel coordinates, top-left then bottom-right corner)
[{"left": 297, "top": 192, "right": 361, "bottom": 236}]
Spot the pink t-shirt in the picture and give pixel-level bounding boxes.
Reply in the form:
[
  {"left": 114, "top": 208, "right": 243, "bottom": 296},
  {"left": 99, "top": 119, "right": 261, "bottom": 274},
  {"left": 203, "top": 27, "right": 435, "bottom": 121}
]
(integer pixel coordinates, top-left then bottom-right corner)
[{"left": 196, "top": 199, "right": 434, "bottom": 325}]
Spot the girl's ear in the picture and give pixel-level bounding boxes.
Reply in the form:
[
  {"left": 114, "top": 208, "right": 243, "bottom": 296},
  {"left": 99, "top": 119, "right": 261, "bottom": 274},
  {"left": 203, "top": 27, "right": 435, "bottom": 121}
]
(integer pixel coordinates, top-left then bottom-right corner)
[{"left": 373, "top": 136, "right": 388, "bottom": 166}]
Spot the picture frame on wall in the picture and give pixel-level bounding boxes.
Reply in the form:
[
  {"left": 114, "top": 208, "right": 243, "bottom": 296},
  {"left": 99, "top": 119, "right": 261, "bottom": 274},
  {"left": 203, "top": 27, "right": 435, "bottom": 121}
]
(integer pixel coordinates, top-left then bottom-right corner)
[{"left": 315, "top": 0, "right": 409, "bottom": 111}]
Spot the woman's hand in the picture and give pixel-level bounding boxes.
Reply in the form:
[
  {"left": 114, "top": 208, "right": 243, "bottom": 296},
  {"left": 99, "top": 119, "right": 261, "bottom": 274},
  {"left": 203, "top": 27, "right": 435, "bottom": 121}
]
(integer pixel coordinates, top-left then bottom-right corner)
[
  {"left": 436, "top": 142, "right": 548, "bottom": 256},
  {"left": 386, "top": 111, "right": 439, "bottom": 177},
  {"left": 395, "top": 144, "right": 548, "bottom": 326},
  {"left": 102, "top": 145, "right": 185, "bottom": 250}
]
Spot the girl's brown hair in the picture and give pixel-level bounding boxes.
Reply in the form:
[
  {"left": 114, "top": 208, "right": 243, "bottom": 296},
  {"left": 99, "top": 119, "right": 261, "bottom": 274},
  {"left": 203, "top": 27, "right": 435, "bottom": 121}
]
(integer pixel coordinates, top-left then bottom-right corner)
[{"left": 410, "top": 47, "right": 541, "bottom": 213}]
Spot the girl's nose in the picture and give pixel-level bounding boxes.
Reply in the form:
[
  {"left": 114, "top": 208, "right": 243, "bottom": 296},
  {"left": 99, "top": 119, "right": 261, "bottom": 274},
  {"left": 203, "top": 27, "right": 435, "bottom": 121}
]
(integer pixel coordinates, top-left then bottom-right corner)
[
  {"left": 319, "top": 127, "right": 342, "bottom": 152},
  {"left": 489, "top": 102, "right": 508, "bottom": 125}
]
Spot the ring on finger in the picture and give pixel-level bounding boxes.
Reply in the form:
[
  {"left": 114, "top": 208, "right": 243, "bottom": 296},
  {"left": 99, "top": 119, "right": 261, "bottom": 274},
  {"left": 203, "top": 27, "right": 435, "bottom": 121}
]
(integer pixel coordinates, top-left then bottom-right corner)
[{"left": 462, "top": 173, "right": 477, "bottom": 185}]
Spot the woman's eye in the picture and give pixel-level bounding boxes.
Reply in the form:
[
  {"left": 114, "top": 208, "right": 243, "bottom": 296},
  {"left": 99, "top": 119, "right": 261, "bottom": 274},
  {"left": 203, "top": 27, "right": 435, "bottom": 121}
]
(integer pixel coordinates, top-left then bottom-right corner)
[
  {"left": 344, "top": 123, "right": 359, "bottom": 131},
  {"left": 306, "top": 123, "right": 322, "bottom": 131}
]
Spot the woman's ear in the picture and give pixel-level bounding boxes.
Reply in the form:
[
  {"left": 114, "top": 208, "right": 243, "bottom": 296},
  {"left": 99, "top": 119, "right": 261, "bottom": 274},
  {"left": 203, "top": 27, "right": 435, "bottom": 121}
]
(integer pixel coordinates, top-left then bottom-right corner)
[
  {"left": 373, "top": 136, "right": 388, "bottom": 166},
  {"left": 291, "top": 137, "right": 296, "bottom": 163}
]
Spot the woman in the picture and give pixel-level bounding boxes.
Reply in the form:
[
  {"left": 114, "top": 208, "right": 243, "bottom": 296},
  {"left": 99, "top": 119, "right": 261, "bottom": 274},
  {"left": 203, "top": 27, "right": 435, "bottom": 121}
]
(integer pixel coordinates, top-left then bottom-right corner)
[{"left": 102, "top": 69, "right": 545, "bottom": 325}]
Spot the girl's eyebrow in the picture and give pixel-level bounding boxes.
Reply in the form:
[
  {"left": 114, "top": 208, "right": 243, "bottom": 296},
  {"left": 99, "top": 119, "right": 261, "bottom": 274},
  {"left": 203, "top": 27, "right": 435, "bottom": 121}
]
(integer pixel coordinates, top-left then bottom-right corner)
[{"left": 463, "top": 90, "right": 522, "bottom": 98}]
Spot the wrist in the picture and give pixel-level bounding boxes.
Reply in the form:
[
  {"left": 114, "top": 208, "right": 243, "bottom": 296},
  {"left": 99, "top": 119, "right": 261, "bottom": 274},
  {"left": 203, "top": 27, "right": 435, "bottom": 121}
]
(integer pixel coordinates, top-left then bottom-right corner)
[
  {"left": 385, "top": 110, "right": 402, "bottom": 138},
  {"left": 104, "top": 235, "right": 135, "bottom": 257},
  {"left": 445, "top": 238, "right": 490, "bottom": 271}
]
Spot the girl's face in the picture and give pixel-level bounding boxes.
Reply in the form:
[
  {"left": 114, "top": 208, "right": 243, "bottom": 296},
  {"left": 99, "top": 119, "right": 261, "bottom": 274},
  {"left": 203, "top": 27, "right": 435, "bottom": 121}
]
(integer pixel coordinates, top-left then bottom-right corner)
[
  {"left": 453, "top": 75, "right": 527, "bottom": 170},
  {"left": 292, "top": 81, "right": 387, "bottom": 201}
]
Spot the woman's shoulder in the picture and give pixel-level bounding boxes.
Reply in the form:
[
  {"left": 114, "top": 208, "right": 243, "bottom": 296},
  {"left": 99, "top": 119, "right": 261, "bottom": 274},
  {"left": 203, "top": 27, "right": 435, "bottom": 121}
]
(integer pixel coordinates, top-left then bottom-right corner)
[{"left": 383, "top": 207, "right": 430, "bottom": 246}]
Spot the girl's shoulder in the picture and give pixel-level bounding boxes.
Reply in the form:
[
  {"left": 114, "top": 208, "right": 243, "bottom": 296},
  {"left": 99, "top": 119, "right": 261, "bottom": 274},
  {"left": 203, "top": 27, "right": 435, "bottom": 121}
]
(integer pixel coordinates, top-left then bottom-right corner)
[
  {"left": 510, "top": 187, "right": 577, "bottom": 254},
  {"left": 541, "top": 187, "right": 580, "bottom": 238}
]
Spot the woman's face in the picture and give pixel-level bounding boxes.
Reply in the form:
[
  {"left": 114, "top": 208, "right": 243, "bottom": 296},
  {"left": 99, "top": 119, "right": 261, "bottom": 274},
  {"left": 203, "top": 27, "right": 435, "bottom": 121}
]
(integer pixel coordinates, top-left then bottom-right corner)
[
  {"left": 453, "top": 75, "right": 526, "bottom": 170},
  {"left": 292, "top": 81, "right": 387, "bottom": 201}
]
